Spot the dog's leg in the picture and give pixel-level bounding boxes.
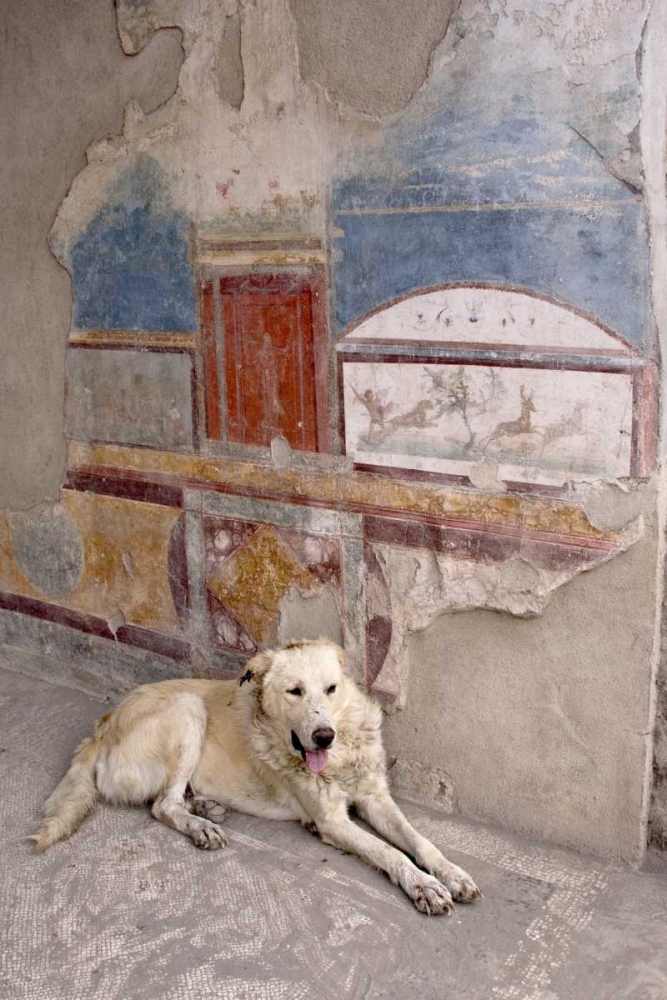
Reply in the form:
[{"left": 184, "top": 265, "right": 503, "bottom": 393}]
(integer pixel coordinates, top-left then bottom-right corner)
[
  {"left": 315, "top": 804, "right": 454, "bottom": 915},
  {"left": 355, "top": 790, "right": 480, "bottom": 902},
  {"left": 150, "top": 694, "right": 227, "bottom": 851}
]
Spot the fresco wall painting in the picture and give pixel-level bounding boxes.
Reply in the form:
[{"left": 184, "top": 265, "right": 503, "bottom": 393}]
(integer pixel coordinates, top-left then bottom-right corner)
[
  {"left": 198, "top": 257, "right": 331, "bottom": 454},
  {"left": 337, "top": 286, "right": 654, "bottom": 491},
  {"left": 0, "top": 0, "right": 659, "bottom": 713},
  {"left": 1, "top": 256, "right": 654, "bottom": 702}
]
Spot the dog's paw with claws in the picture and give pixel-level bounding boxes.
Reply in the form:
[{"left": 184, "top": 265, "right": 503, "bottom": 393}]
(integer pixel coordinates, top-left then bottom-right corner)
[
  {"left": 188, "top": 817, "right": 228, "bottom": 850},
  {"left": 435, "top": 864, "right": 481, "bottom": 902},
  {"left": 410, "top": 877, "right": 454, "bottom": 916}
]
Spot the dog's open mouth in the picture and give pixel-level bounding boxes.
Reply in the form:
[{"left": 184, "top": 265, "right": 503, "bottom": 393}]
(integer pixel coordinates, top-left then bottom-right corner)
[{"left": 291, "top": 730, "right": 329, "bottom": 774}]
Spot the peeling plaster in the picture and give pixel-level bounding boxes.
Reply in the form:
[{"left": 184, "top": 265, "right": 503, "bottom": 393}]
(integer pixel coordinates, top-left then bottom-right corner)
[
  {"left": 571, "top": 476, "right": 655, "bottom": 533},
  {"left": 277, "top": 585, "right": 343, "bottom": 647},
  {"left": 468, "top": 458, "right": 507, "bottom": 493},
  {"left": 51, "top": 0, "right": 335, "bottom": 260},
  {"left": 332, "top": 0, "right": 651, "bottom": 346},
  {"left": 370, "top": 516, "right": 644, "bottom": 708},
  {"left": 387, "top": 756, "right": 456, "bottom": 812},
  {"left": 107, "top": 609, "right": 127, "bottom": 638},
  {"left": 270, "top": 436, "right": 292, "bottom": 472},
  {"left": 215, "top": 11, "right": 244, "bottom": 110},
  {"left": 8, "top": 504, "right": 84, "bottom": 599}
]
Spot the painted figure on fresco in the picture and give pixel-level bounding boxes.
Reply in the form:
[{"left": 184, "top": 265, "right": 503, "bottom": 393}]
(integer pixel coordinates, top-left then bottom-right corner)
[
  {"left": 349, "top": 367, "right": 597, "bottom": 479},
  {"left": 340, "top": 287, "right": 638, "bottom": 485},
  {"left": 352, "top": 387, "right": 440, "bottom": 443},
  {"left": 538, "top": 401, "right": 585, "bottom": 457},
  {"left": 351, "top": 387, "right": 395, "bottom": 442},
  {"left": 479, "top": 386, "right": 537, "bottom": 452}
]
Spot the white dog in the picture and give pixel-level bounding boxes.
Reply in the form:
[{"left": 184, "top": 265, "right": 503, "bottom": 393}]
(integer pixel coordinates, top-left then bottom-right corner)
[{"left": 32, "top": 639, "right": 480, "bottom": 915}]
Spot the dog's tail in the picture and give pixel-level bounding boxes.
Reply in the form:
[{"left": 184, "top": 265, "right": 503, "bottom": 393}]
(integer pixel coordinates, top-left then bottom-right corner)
[{"left": 30, "top": 717, "right": 108, "bottom": 853}]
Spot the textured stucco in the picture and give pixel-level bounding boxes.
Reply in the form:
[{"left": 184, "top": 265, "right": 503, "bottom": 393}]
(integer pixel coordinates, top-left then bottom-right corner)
[
  {"left": 384, "top": 512, "right": 660, "bottom": 861},
  {"left": 290, "top": 0, "right": 459, "bottom": 116},
  {"left": 0, "top": 0, "right": 183, "bottom": 508}
]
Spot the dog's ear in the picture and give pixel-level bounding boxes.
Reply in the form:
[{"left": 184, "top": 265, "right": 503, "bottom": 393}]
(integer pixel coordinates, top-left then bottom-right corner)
[{"left": 239, "top": 650, "right": 274, "bottom": 687}]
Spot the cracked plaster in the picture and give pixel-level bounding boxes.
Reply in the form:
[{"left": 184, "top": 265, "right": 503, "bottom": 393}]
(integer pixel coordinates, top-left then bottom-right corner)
[{"left": 369, "top": 512, "right": 644, "bottom": 708}]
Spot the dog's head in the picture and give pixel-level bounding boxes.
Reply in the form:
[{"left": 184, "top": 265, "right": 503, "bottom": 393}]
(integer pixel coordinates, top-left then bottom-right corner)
[{"left": 240, "top": 639, "right": 348, "bottom": 774}]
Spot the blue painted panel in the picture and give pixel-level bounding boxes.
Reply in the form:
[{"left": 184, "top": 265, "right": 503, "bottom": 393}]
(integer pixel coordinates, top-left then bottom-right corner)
[
  {"left": 333, "top": 202, "right": 650, "bottom": 346},
  {"left": 72, "top": 159, "right": 197, "bottom": 332},
  {"left": 332, "top": 108, "right": 651, "bottom": 346},
  {"left": 334, "top": 115, "right": 628, "bottom": 212}
]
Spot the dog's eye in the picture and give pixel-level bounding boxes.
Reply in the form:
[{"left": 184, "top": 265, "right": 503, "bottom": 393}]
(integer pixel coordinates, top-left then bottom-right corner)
[
  {"left": 326, "top": 684, "right": 337, "bottom": 695},
  {"left": 287, "top": 687, "right": 303, "bottom": 696}
]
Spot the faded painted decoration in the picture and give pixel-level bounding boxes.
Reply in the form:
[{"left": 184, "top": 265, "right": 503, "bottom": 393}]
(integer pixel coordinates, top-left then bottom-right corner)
[
  {"left": 35, "top": 0, "right": 655, "bottom": 679},
  {"left": 204, "top": 516, "right": 341, "bottom": 653},
  {"left": 71, "top": 159, "right": 197, "bottom": 333},
  {"left": 332, "top": 2, "right": 650, "bottom": 346},
  {"left": 199, "top": 266, "right": 330, "bottom": 453},
  {"left": 49, "top": 0, "right": 655, "bottom": 479},
  {"left": 338, "top": 287, "right": 651, "bottom": 488},
  {"left": 66, "top": 348, "right": 197, "bottom": 452}
]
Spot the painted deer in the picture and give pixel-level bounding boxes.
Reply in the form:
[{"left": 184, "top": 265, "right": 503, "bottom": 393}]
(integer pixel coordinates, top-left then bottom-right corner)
[
  {"left": 480, "top": 386, "right": 536, "bottom": 451},
  {"left": 538, "top": 401, "right": 585, "bottom": 455}
]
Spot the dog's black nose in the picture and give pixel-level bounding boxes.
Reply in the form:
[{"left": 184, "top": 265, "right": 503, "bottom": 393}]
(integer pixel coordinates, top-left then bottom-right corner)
[{"left": 312, "top": 727, "right": 335, "bottom": 749}]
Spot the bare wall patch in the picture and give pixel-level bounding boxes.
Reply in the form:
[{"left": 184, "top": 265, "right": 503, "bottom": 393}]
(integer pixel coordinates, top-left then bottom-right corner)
[{"left": 289, "top": 0, "right": 460, "bottom": 116}]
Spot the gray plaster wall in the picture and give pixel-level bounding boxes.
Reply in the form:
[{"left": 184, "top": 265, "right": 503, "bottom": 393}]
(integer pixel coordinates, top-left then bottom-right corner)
[
  {"left": 0, "top": 0, "right": 183, "bottom": 509},
  {"left": 290, "top": 0, "right": 458, "bottom": 115},
  {"left": 384, "top": 513, "right": 661, "bottom": 860}
]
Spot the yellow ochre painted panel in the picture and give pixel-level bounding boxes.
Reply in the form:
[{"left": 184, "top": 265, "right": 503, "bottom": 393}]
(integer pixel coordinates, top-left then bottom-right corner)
[
  {"left": 207, "top": 525, "right": 318, "bottom": 644},
  {"left": 0, "top": 493, "right": 182, "bottom": 635},
  {"left": 68, "top": 440, "right": 611, "bottom": 542},
  {"left": 60, "top": 490, "right": 182, "bottom": 633}
]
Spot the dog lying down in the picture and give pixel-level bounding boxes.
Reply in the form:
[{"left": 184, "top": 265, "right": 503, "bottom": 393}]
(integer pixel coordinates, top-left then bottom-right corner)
[{"left": 32, "top": 639, "right": 480, "bottom": 915}]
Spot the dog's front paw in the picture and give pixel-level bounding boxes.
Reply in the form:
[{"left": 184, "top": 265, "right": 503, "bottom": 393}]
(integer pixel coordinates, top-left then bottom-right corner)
[
  {"left": 189, "top": 818, "right": 228, "bottom": 850},
  {"left": 410, "top": 876, "right": 454, "bottom": 916},
  {"left": 435, "top": 864, "right": 481, "bottom": 902}
]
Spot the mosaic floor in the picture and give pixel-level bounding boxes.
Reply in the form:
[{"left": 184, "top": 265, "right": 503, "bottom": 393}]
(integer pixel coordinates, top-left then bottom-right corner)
[{"left": 2, "top": 661, "right": 667, "bottom": 1000}]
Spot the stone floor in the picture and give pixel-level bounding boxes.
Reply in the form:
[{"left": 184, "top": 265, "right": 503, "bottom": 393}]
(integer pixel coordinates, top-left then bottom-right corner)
[{"left": 2, "top": 661, "right": 667, "bottom": 1000}]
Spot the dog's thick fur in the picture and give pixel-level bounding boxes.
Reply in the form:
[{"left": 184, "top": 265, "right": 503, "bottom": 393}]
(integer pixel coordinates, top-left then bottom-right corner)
[{"left": 32, "top": 639, "right": 479, "bottom": 915}]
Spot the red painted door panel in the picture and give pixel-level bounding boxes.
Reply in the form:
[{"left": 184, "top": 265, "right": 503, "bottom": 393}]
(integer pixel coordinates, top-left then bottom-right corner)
[{"left": 221, "top": 276, "right": 319, "bottom": 452}]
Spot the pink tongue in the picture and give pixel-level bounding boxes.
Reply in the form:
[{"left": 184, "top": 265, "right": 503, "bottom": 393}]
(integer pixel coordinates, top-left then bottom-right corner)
[{"left": 305, "top": 749, "right": 329, "bottom": 773}]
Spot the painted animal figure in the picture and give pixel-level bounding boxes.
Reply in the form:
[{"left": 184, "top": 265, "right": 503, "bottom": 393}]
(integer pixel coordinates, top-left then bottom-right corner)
[
  {"left": 480, "top": 385, "right": 536, "bottom": 451},
  {"left": 385, "top": 399, "right": 437, "bottom": 434},
  {"left": 32, "top": 640, "right": 480, "bottom": 917},
  {"left": 539, "top": 401, "right": 585, "bottom": 455}
]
